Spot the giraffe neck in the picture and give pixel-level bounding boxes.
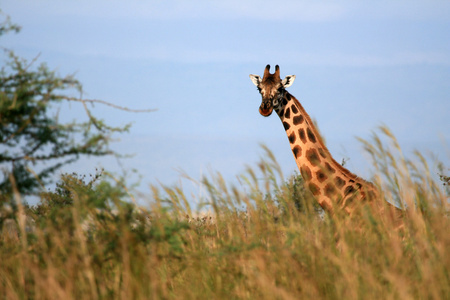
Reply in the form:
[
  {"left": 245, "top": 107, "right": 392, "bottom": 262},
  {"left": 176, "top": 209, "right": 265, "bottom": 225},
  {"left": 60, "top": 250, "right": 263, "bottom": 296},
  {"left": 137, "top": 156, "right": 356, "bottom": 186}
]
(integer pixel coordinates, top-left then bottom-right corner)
[{"left": 274, "top": 92, "right": 378, "bottom": 213}]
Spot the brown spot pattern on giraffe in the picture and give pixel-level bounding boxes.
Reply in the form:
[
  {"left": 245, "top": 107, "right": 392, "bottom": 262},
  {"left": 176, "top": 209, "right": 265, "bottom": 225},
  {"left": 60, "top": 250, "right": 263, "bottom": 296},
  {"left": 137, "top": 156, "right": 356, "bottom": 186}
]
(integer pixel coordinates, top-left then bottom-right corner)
[
  {"left": 284, "top": 107, "right": 291, "bottom": 119},
  {"left": 324, "top": 183, "right": 337, "bottom": 198},
  {"left": 325, "top": 162, "right": 336, "bottom": 174},
  {"left": 318, "top": 148, "right": 326, "bottom": 158},
  {"left": 300, "top": 166, "right": 312, "bottom": 181},
  {"left": 283, "top": 122, "right": 290, "bottom": 130},
  {"left": 344, "top": 185, "right": 355, "bottom": 196},
  {"left": 289, "top": 132, "right": 296, "bottom": 144},
  {"left": 316, "top": 170, "right": 328, "bottom": 183},
  {"left": 291, "top": 104, "right": 298, "bottom": 114},
  {"left": 307, "top": 128, "right": 316, "bottom": 143},
  {"left": 298, "top": 128, "right": 307, "bottom": 143},
  {"left": 309, "top": 182, "right": 321, "bottom": 196},
  {"left": 293, "top": 145, "right": 302, "bottom": 158},
  {"left": 305, "top": 148, "right": 321, "bottom": 166},
  {"left": 334, "top": 177, "right": 346, "bottom": 188},
  {"left": 293, "top": 115, "right": 304, "bottom": 125}
]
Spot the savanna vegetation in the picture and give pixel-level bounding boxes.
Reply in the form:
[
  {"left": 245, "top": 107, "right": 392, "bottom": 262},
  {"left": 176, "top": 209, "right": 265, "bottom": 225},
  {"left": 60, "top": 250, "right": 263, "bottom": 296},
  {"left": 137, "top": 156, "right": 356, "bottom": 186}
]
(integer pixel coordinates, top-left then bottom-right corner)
[{"left": 1, "top": 13, "right": 449, "bottom": 300}]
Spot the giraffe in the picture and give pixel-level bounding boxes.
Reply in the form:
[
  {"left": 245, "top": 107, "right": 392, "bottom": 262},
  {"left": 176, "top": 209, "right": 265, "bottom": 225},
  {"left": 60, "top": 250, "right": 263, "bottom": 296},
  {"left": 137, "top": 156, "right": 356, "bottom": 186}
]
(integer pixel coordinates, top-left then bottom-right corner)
[{"left": 249, "top": 64, "right": 389, "bottom": 215}]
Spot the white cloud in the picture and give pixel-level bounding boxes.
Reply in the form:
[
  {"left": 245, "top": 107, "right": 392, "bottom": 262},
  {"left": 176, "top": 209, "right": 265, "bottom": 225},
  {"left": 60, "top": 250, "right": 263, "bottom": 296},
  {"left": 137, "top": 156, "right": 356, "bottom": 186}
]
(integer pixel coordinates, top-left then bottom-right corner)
[
  {"left": 280, "top": 52, "right": 450, "bottom": 67},
  {"left": 51, "top": 45, "right": 450, "bottom": 67},
  {"left": 4, "top": 0, "right": 345, "bottom": 22},
  {"left": 345, "top": 1, "right": 450, "bottom": 21},
  {"left": 5, "top": 0, "right": 450, "bottom": 22},
  {"left": 18, "top": 40, "right": 450, "bottom": 68},
  {"left": 3, "top": 0, "right": 449, "bottom": 68}
]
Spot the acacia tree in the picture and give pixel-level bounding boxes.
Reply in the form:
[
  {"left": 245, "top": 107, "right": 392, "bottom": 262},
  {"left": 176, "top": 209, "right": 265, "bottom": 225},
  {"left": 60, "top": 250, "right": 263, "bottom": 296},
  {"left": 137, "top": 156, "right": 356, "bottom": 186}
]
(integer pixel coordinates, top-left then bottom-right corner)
[{"left": 0, "top": 14, "right": 146, "bottom": 199}]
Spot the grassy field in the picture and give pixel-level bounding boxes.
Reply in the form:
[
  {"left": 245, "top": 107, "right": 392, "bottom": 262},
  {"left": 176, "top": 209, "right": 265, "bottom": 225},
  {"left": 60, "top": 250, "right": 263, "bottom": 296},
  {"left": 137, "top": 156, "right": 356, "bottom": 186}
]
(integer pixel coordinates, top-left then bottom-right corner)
[{"left": 1, "top": 128, "right": 449, "bottom": 299}]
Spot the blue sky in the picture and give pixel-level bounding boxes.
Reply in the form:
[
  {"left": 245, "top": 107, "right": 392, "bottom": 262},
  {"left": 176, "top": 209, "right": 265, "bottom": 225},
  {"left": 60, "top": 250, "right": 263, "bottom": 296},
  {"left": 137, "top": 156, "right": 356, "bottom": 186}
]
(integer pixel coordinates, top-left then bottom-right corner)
[{"left": 2, "top": 1, "right": 450, "bottom": 204}]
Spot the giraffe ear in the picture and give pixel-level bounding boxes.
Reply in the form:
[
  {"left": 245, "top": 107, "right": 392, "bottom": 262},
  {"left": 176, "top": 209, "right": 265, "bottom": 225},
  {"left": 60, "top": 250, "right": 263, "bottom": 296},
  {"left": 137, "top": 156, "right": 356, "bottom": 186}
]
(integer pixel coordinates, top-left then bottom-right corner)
[
  {"left": 282, "top": 75, "right": 296, "bottom": 88},
  {"left": 249, "top": 74, "right": 261, "bottom": 87}
]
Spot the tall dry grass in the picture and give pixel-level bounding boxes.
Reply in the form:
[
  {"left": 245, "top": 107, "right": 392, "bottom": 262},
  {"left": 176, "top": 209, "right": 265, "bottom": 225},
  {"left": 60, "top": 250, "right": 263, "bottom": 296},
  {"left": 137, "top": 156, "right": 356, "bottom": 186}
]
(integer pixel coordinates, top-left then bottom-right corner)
[{"left": 0, "top": 127, "right": 449, "bottom": 299}]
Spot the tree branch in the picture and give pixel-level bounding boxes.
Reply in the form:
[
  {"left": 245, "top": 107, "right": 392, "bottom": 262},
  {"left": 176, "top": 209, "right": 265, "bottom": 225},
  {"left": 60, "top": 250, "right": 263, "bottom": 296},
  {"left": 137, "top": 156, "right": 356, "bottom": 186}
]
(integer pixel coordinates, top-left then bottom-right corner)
[{"left": 62, "top": 96, "right": 157, "bottom": 113}]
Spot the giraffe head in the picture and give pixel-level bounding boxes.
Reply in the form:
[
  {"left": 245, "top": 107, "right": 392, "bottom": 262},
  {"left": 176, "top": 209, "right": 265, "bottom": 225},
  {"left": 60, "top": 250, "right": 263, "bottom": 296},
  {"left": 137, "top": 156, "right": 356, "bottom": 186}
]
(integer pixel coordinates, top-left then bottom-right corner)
[{"left": 249, "top": 64, "right": 296, "bottom": 117}]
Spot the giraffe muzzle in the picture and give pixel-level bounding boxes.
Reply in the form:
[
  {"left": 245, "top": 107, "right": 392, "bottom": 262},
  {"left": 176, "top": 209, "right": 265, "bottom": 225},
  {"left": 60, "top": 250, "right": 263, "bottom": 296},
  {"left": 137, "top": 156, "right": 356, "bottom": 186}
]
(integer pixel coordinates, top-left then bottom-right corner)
[{"left": 259, "top": 101, "right": 273, "bottom": 117}]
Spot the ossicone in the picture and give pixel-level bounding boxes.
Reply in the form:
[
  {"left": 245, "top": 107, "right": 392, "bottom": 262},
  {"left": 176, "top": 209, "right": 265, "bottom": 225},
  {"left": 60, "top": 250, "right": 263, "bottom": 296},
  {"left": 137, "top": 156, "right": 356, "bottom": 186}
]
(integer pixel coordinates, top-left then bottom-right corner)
[
  {"left": 274, "top": 65, "right": 280, "bottom": 77},
  {"left": 263, "top": 64, "right": 271, "bottom": 78}
]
